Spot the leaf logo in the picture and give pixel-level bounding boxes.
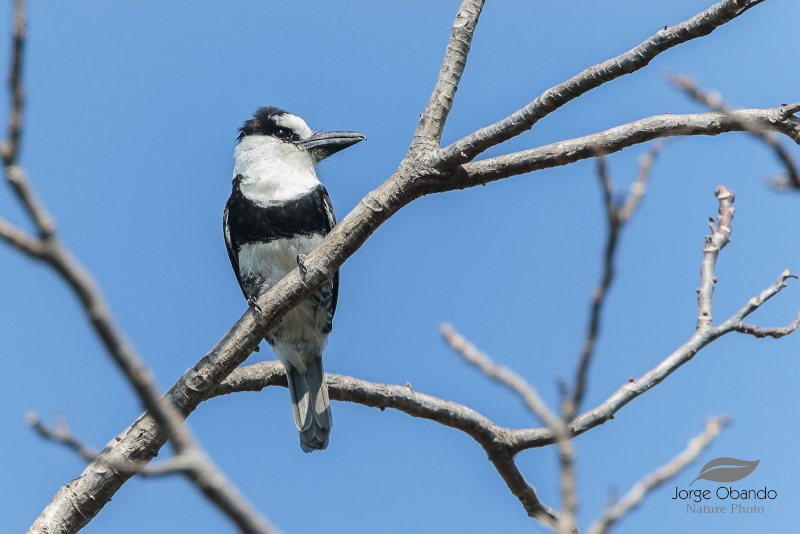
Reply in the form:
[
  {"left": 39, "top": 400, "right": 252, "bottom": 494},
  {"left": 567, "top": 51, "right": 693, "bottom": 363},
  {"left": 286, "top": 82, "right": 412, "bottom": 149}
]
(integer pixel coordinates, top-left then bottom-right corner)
[{"left": 690, "top": 458, "right": 760, "bottom": 486}]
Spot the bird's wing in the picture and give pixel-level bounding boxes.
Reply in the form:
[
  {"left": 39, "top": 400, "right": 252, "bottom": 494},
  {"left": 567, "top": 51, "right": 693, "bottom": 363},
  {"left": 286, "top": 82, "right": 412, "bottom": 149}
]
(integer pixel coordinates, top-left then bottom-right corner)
[
  {"left": 222, "top": 203, "right": 248, "bottom": 299},
  {"left": 319, "top": 187, "right": 339, "bottom": 321}
]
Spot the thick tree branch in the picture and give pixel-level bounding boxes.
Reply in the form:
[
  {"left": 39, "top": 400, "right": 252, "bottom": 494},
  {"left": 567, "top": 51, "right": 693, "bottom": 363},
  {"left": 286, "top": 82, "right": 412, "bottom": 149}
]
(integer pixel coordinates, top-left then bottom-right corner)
[
  {"left": 587, "top": 416, "right": 730, "bottom": 534},
  {"left": 413, "top": 0, "right": 483, "bottom": 148},
  {"left": 668, "top": 73, "right": 800, "bottom": 189},
  {"left": 439, "top": 0, "right": 765, "bottom": 166}
]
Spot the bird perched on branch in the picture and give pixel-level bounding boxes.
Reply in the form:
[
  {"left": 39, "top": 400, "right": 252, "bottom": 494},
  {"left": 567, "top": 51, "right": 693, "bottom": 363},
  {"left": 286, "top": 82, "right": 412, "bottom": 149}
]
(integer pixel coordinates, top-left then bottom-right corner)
[{"left": 223, "top": 107, "right": 364, "bottom": 452}]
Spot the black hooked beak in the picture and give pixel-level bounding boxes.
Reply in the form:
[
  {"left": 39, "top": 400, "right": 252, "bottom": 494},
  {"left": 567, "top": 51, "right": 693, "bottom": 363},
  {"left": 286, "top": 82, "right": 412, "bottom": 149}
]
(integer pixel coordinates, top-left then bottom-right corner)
[{"left": 299, "top": 130, "right": 366, "bottom": 161}]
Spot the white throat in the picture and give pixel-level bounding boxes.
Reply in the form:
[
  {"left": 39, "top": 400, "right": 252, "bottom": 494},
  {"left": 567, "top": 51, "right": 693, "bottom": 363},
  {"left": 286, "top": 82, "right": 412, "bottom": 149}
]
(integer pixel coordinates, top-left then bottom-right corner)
[{"left": 233, "top": 135, "right": 320, "bottom": 204}]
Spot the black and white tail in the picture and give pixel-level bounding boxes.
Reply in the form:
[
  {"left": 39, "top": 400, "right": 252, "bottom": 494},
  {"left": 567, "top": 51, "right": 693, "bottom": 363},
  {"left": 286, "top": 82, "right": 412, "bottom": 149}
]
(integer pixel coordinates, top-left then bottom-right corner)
[{"left": 285, "top": 357, "right": 332, "bottom": 452}]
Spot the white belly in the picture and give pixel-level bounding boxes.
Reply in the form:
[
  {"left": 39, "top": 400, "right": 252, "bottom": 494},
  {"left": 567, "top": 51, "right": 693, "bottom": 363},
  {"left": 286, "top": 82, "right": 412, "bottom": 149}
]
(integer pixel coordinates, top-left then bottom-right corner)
[{"left": 239, "top": 236, "right": 328, "bottom": 372}]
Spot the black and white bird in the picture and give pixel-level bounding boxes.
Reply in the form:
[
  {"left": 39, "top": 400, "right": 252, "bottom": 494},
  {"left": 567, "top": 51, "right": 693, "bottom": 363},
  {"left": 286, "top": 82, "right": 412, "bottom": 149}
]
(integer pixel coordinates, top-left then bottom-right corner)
[{"left": 223, "top": 107, "right": 364, "bottom": 452}]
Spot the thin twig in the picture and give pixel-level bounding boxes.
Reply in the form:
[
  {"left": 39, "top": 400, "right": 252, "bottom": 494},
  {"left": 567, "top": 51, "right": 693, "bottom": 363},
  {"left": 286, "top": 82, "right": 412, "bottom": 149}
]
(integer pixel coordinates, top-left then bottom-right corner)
[
  {"left": 587, "top": 415, "right": 730, "bottom": 534},
  {"left": 441, "top": 324, "right": 561, "bottom": 428},
  {"left": 569, "top": 144, "right": 662, "bottom": 419},
  {"left": 697, "top": 186, "right": 734, "bottom": 331},
  {"left": 735, "top": 311, "right": 800, "bottom": 338},
  {"left": 0, "top": 216, "right": 45, "bottom": 256},
  {"left": 668, "top": 73, "right": 800, "bottom": 189},
  {"left": 440, "top": 324, "right": 576, "bottom": 532},
  {"left": 26, "top": 414, "right": 192, "bottom": 477},
  {"left": 27, "top": 414, "right": 98, "bottom": 463}
]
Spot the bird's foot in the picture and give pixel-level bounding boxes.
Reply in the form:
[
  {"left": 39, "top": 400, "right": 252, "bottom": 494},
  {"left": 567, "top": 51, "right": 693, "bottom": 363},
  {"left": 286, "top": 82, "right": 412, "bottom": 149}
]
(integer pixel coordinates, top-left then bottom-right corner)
[
  {"left": 297, "top": 254, "right": 308, "bottom": 281},
  {"left": 247, "top": 296, "right": 263, "bottom": 315}
]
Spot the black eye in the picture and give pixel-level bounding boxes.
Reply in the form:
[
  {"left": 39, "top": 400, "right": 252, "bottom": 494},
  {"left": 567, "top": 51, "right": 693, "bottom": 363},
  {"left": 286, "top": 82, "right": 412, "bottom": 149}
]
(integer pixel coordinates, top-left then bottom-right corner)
[{"left": 274, "top": 128, "right": 291, "bottom": 139}]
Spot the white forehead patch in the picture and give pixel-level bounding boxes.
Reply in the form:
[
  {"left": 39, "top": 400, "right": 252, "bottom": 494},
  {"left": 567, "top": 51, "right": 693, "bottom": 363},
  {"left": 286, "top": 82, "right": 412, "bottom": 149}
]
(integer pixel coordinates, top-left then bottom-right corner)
[{"left": 274, "top": 113, "right": 313, "bottom": 139}]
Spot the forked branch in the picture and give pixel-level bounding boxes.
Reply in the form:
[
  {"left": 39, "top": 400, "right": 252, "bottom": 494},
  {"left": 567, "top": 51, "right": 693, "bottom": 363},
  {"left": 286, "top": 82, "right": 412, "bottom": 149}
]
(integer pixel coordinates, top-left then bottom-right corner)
[{"left": 668, "top": 73, "right": 800, "bottom": 189}]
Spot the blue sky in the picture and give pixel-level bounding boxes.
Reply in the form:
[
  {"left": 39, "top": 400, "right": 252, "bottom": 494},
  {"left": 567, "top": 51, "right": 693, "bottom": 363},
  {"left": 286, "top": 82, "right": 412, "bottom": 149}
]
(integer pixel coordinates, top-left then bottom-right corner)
[{"left": 2, "top": 1, "right": 799, "bottom": 533}]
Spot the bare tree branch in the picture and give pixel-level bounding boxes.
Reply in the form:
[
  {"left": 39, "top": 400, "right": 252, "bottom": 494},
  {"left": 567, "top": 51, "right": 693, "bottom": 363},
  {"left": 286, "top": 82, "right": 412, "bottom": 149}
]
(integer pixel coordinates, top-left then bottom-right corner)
[
  {"left": 587, "top": 416, "right": 730, "bottom": 534},
  {"left": 440, "top": 324, "right": 576, "bottom": 533},
  {"left": 210, "top": 360, "right": 562, "bottom": 527},
  {"left": 27, "top": 414, "right": 98, "bottom": 463},
  {"left": 439, "top": 0, "right": 766, "bottom": 166},
  {"left": 668, "top": 73, "right": 800, "bottom": 189},
  {"left": 440, "top": 324, "right": 560, "bottom": 428},
  {"left": 413, "top": 0, "right": 483, "bottom": 149},
  {"left": 26, "top": 414, "right": 193, "bottom": 477},
  {"left": 697, "top": 186, "right": 734, "bottom": 330},
  {"left": 26, "top": 0, "right": 800, "bottom": 529},
  {"left": 0, "top": 215, "right": 45, "bottom": 256},
  {"left": 779, "top": 101, "right": 800, "bottom": 120},
  {"left": 0, "top": 4, "right": 278, "bottom": 533},
  {"left": 457, "top": 109, "right": 800, "bottom": 189},
  {"left": 735, "top": 312, "right": 800, "bottom": 338},
  {"left": 568, "top": 144, "right": 662, "bottom": 419},
  {"left": 555, "top": 270, "right": 796, "bottom": 455},
  {"left": 31, "top": 99, "right": 800, "bottom": 534},
  {"left": 0, "top": 1, "right": 54, "bottom": 237},
  {"left": 206, "top": 226, "right": 796, "bottom": 525}
]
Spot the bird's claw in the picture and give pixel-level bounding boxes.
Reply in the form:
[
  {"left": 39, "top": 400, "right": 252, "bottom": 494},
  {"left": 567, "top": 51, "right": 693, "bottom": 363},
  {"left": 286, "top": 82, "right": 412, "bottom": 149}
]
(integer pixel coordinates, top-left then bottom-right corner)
[
  {"left": 297, "top": 254, "right": 308, "bottom": 280},
  {"left": 247, "top": 296, "right": 263, "bottom": 315}
]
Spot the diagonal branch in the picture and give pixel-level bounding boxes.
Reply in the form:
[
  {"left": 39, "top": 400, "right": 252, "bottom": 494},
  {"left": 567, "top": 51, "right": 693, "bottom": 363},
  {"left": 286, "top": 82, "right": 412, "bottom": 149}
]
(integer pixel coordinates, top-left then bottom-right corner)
[
  {"left": 587, "top": 415, "right": 730, "bottom": 534},
  {"left": 439, "top": 0, "right": 765, "bottom": 166},
  {"left": 0, "top": 4, "right": 278, "bottom": 533},
  {"left": 440, "top": 324, "right": 561, "bottom": 428},
  {"left": 668, "top": 73, "right": 800, "bottom": 189},
  {"left": 551, "top": 272, "right": 798, "bottom": 456},
  {"left": 0, "top": 215, "right": 45, "bottom": 256},
  {"left": 26, "top": 414, "right": 192, "bottom": 477},
  {"left": 413, "top": 0, "right": 484, "bottom": 149}
]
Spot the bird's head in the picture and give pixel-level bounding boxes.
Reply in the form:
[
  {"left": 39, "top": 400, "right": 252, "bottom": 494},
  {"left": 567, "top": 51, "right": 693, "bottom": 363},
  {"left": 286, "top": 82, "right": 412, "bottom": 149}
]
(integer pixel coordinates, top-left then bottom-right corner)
[{"left": 237, "top": 107, "right": 365, "bottom": 164}]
